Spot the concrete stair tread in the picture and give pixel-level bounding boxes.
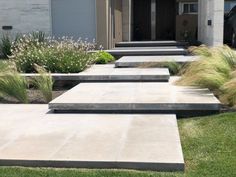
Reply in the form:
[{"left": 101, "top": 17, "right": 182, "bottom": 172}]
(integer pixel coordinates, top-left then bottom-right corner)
[
  {"left": 115, "top": 41, "right": 187, "bottom": 47},
  {"left": 115, "top": 56, "right": 198, "bottom": 67},
  {"left": 106, "top": 47, "right": 188, "bottom": 57},
  {"left": 77, "top": 64, "right": 170, "bottom": 81},
  {"left": 21, "top": 64, "right": 170, "bottom": 82},
  {"left": 49, "top": 82, "right": 221, "bottom": 116},
  {"left": 0, "top": 104, "right": 184, "bottom": 171}
]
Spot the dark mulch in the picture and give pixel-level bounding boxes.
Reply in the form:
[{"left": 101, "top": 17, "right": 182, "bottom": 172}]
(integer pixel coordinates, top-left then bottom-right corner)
[{"left": 0, "top": 89, "right": 66, "bottom": 104}]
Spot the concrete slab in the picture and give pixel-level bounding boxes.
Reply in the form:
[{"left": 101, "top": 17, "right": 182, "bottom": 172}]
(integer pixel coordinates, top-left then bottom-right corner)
[
  {"left": 106, "top": 47, "right": 188, "bottom": 57},
  {"left": 115, "top": 41, "right": 187, "bottom": 47},
  {"left": 77, "top": 64, "right": 170, "bottom": 82},
  {"left": 115, "top": 56, "right": 198, "bottom": 68},
  {"left": 0, "top": 104, "right": 184, "bottom": 171},
  {"left": 49, "top": 82, "right": 221, "bottom": 116},
  {"left": 21, "top": 65, "right": 170, "bottom": 82}
]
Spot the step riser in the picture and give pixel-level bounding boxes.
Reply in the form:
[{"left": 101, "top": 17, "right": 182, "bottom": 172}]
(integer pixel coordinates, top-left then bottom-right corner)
[
  {"left": 50, "top": 105, "right": 220, "bottom": 118},
  {"left": 107, "top": 51, "right": 187, "bottom": 57},
  {"left": 0, "top": 160, "right": 184, "bottom": 172},
  {"left": 115, "top": 43, "right": 187, "bottom": 48},
  {"left": 115, "top": 41, "right": 187, "bottom": 48}
]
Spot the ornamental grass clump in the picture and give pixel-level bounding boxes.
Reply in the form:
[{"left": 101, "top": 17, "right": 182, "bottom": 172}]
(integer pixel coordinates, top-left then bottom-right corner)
[
  {"left": 11, "top": 35, "right": 97, "bottom": 73},
  {"left": 32, "top": 64, "right": 54, "bottom": 103},
  {"left": 0, "top": 64, "right": 28, "bottom": 103},
  {"left": 177, "top": 45, "right": 236, "bottom": 106},
  {"left": 0, "top": 34, "right": 12, "bottom": 59}
]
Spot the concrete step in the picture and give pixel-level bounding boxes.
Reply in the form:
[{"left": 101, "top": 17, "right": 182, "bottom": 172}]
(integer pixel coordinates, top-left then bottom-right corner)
[
  {"left": 21, "top": 65, "right": 170, "bottom": 82},
  {"left": 115, "top": 56, "right": 198, "bottom": 68},
  {"left": 106, "top": 47, "right": 188, "bottom": 58},
  {"left": 77, "top": 64, "right": 170, "bottom": 82},
  {"left": 115, "top": 41, "right": 188, "bottom": 48},
  {"left": 0, "top": 104, "right": 184, "bottom": 171},
  {"left": 49, "top": 81, "right": 221, "bottom": 117}
]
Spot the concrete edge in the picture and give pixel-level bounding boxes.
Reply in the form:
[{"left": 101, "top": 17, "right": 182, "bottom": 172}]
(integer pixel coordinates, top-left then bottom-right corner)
[{"left": 0, "top": 159, "right": 185, "bottom": 172}]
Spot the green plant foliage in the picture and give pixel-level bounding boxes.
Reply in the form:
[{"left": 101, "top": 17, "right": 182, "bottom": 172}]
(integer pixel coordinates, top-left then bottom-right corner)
[
  {"left": 220, "top": 78, "right": 236, "bottom": 106},
  {"left": 177, "top": 45, "right": 236, "bottom": 106},
  {"left": 32, "top": 64, "right": 54, "bottom": 103},
  {"left": 96, "top": 51, "right": 115, "bottom": 64},
  {"left": 0, "top": 34, "right": 12, "bottom": 59},
  {"left": 12, "top": 35, "right": 97, "bottom": 73},
  {"left": 0, "top": 69, "right": 28, "bottom": 103},
  {"left": 138, "top": 60, "right": 182, "bottom": 76},
  {"left": 161, "top": 61, "right": 182, "bottom": 75},
  {"left": 31, "top": 31, "right": 46, "bottom": 43}
]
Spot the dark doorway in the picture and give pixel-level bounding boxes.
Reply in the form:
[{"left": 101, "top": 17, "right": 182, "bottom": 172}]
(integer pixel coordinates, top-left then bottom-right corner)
[
  {"left": 132, "top": 0, "right": 176, "bottom": 41},
  {"left": 132, "top": 0, "right": 151, "bottom": 41},
  {"left": 156, "top": 0, "right": 176, "bottom": 40}
]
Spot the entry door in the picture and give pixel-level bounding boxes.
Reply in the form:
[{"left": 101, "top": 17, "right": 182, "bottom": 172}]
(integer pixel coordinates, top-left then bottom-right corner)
[
  {"left": 156, "top": 0, "right": 176, "bottom": 40},
  {"left": 133, "top": 0, "right": 151, "bottom": 41}
]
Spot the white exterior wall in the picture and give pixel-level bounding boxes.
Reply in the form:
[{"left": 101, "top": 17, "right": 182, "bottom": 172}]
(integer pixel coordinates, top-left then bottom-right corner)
[
  {"left": 0, "top": 0, "right": 51, "bottom": 37},
  {"left": 198, "top": 0, "right": 224, "bottom": 46}
]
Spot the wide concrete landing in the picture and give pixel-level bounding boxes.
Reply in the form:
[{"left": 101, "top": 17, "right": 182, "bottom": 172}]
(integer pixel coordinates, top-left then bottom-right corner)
[
  {"left": 0, "top": 104, "right": 184, "bottom": 171},
  {"left": 115, "top": 41, "right": 187, "bottom": 47},
  {"left": 106, "top": 47, "right": 188, "bottom": 57},
  {"left": 49, "top": 82, "right": 221, "bottom": 116},
  {"left": 115, "top": 56, "right": 198, "bottom": 68}
]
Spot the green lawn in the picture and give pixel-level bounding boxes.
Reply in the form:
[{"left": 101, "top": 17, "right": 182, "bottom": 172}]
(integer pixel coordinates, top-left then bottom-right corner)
[{"left": 0, "top": 113, "right": 235, "bottom": 177}]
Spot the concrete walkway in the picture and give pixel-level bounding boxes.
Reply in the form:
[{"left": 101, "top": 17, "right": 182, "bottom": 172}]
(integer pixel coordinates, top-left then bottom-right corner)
[
  {"left": 0, "top": 41, "right": 221, "bottom": 172},
  {"left": 0, "top": 105, "right": 184, "bottom": 171}
]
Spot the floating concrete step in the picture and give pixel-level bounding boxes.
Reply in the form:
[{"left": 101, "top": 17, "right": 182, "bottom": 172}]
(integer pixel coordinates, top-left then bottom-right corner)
[
  {"left": 77, "top": 64, "right": 170, "bottom": 82},
  {"left": 21, "top": 65, "right": 170, "bottom": 82},
  {"left": 115, "top": 41, "right": 188, "bottom": 47},
  {"left": 49, "top": 82, "right": 221, "bottom": 117},
  {"left": 0, "top": 104, "right": 184, "bottom": 171},
  {"left": 106, "top": 47, "right": 188, "bottom": 58},
  {"left": 115, "top": 56, "right": 198, "bottom": 68}
]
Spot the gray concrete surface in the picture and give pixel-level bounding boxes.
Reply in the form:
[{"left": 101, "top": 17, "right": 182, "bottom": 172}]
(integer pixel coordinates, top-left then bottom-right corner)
[
  {"left": 21, "top": 65, "right": 170, "bottom": 82},
  {"left": 49, "top": 82, "right": 221, "bottom": 115},
  {"left": 115, "top": 56, "right": 198, "bottom": 67},
  {"left": 0, "top": 104, "right": 184, "bottom": 171},
  {"left": 106, "top": 47, "right": 187, "bottom": 57},
  {"left": 115, "top": 41, "right": 187, "bottom": 47}
]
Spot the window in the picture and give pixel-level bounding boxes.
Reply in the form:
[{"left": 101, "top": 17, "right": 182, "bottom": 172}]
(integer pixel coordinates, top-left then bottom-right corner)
[
  {"left": 225, "top": 1, "right": 236, "bottom": 13},
  {"left": 179, "top": 2, "right": 198, "bottom": 15}
]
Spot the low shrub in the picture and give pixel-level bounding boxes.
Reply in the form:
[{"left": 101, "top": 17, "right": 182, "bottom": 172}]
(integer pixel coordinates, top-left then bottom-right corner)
[
  {"left": 31, "top": 65, "right": 54, "bottom": 103},
  {"left": 12, "top": 35, "right": 97, "bottom": 73},
  {"left": 96, "top": 51, "right": 115, "bottom": 64},
  {"left": 177, "top": 45, "right": 236, "bottom": 106}
]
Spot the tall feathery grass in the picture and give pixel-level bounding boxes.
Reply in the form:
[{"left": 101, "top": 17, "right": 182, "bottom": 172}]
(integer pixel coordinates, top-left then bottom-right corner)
[
  {"left": 0, "top": 34, "right": 12, "bottom": 59},
  {"left": 177, "top": 45, "right": 236, "bottom": 106},
  {"left": 32, "top": 65, "right": 54, "bottom": 103},
  {"left": 138, "top": 60, "right": 182, "bottom": 75},
  {"left": 0, "top": 63, "right": 28, "bottom": 103}
]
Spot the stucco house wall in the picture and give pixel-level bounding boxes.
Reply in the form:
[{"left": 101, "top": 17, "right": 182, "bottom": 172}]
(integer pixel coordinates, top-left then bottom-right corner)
[{"left": 0, "top": 0, "right": 51, "bottom": 37}]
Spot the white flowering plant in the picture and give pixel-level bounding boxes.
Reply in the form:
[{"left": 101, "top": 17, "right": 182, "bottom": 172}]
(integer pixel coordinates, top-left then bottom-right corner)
[{"left": 11, "top": 34, "right": 98, "bottom": 73}]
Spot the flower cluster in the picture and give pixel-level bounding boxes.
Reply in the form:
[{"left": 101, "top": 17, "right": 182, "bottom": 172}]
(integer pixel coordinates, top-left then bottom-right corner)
[{"left": 11, "top": 34, "right": 98, "bottom": 73}]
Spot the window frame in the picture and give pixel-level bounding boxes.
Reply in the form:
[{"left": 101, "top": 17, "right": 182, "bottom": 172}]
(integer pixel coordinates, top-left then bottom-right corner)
[{"left": 179, "top": 2, "right": 198, "bottom": 15}]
